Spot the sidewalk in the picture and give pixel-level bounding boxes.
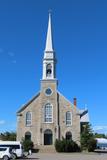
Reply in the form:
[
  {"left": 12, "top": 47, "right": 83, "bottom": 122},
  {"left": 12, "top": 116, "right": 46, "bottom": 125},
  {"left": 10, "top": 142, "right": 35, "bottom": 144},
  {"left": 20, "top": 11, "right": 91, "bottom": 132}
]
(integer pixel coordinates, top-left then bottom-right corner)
[{"left": 27, "top": 152, "right": 107, "bottom": 160}]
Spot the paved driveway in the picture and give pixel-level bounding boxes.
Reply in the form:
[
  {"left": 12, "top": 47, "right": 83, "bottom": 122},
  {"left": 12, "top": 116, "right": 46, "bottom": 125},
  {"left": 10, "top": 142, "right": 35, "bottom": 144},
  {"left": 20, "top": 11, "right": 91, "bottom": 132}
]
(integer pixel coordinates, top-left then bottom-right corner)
[{"left": 23, "top": 152, "right": 107, "bottom": 160}]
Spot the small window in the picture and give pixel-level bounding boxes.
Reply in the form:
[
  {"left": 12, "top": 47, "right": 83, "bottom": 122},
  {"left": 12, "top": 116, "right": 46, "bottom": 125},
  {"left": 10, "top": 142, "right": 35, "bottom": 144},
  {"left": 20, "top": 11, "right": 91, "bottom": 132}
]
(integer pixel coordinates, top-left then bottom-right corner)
[
  {"left": 44, "top": 103, "right": 53, "bottom": 123},
  {"left": 26, "top": 112, "right": 32, "bottom": 126},
  {"left": 66, "top": 111, "right": 72, "bottom": 126}
]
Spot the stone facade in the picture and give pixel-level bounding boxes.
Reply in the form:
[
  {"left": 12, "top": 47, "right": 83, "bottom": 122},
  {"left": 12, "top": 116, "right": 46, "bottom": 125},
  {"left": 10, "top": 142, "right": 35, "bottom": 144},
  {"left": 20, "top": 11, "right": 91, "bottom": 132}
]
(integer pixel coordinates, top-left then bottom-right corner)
[{"left": 17, "top": 79, "right": 80, "bottom": 147}]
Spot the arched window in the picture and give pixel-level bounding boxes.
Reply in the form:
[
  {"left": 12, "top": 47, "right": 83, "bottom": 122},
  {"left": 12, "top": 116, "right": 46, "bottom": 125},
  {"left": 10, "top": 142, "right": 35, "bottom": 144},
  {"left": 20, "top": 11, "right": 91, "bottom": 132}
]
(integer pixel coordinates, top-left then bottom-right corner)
[
  {"left": 44, "top": 103, "right": 52, "bottom": 123},
  {"left": 66, "top": 131, "right": 72, "bottom": 140},
  {"left": 46, "top": 64, "right": 52, "bottom": 77},
  {"left": 66, "top": 111, "right": 72, "bottom": 126},
  {"left": 26, "top": 112, "right": 32, "bottom": 126},
  {"left": 25, "top": 131, "right": 31, "bottom": 140}
]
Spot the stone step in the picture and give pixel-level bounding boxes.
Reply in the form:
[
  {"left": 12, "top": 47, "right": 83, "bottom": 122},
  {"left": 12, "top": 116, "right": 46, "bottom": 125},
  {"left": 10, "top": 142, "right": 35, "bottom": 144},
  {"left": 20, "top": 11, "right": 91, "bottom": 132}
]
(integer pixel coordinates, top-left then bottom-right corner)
[{"left": 38, "top": 145, "right": 56, "bottom": 153}]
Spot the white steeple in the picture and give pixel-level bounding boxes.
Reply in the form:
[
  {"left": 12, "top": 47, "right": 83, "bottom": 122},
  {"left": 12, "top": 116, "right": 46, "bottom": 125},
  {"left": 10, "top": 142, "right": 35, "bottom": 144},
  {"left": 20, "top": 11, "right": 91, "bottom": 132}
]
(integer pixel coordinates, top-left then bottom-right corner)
[
  {"left": 42, "top": 12, "right": 56, "bottom": 80},
  {"left": 45, "top": 12, "right": 53, "bottom": 52},
  {"left": 44, "top": 12, "right": 55, "bottom": 59}
]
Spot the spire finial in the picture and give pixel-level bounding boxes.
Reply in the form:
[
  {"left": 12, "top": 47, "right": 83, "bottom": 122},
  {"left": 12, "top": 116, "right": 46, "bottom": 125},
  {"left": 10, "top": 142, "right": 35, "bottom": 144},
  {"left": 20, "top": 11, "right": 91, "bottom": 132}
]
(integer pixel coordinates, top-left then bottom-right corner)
[{"left": 48, "top": 9, "right": 52, "bottom": 15}]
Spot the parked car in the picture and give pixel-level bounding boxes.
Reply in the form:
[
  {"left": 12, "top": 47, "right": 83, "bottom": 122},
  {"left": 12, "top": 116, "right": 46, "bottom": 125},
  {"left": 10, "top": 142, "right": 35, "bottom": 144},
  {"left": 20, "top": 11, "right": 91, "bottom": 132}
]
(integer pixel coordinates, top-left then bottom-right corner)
[
  {"left": 0, "top": 141, "right": 23, "bottom": 159},
  {"left": 0, "top": 147, "right": 12, "bottom": 160}
]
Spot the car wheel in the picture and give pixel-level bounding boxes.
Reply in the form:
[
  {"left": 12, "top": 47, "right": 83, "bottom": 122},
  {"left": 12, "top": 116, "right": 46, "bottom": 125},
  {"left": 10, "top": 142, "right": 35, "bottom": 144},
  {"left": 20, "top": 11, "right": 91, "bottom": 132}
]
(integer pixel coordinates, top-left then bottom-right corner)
[
  {"left": 3, "top": 155, "right": 9, "bottom": 160},
  {"left": 11, "top": 153, "right": 17, "bottom": 159}
]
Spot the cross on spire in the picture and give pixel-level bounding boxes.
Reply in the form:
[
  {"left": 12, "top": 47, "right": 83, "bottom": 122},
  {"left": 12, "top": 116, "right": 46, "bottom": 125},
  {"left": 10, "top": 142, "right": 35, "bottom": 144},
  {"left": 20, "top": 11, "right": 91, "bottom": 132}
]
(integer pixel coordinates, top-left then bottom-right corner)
[{"left": 48, "top": 9, "right": 52, "bottom": 14}]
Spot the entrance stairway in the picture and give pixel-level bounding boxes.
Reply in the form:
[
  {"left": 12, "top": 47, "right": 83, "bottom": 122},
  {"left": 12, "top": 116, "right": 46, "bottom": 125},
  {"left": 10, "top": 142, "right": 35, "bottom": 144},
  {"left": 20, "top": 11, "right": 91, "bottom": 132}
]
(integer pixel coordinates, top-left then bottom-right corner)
[{"left": 39, "top": 145, "right": 56, "bottom": 153}]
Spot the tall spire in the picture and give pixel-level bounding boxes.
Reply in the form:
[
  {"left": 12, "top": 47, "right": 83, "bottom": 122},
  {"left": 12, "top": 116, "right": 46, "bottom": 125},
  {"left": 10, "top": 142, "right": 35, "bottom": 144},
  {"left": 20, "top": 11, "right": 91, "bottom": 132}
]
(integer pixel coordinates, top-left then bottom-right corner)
[
  {"left": 42, "top": 12, "right": 56, "bottom": 80},
  {"left": 45, "top": 12, "right": 54, "bottom": 52}
]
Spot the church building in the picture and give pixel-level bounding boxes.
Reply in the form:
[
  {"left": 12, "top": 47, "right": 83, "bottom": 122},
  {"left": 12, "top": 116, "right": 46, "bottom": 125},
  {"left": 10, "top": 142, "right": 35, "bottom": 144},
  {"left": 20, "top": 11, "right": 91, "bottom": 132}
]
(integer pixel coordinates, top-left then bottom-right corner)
[{"left": 17, "top": 13, "right": 89, "bottom": 148}]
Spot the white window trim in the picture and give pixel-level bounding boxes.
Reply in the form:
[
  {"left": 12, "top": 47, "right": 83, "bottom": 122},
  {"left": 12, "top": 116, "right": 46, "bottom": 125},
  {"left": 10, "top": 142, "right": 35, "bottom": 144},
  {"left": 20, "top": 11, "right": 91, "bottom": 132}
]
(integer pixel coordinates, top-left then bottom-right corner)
[
  {"left": 26, "top": 111, "right": 32, "bottom": 127},
  {"left": 66, "top": 111, "right": 72, "bottom": 126},
  {"left": 44, "top": 103, "right": 53, "bottom": 123}
]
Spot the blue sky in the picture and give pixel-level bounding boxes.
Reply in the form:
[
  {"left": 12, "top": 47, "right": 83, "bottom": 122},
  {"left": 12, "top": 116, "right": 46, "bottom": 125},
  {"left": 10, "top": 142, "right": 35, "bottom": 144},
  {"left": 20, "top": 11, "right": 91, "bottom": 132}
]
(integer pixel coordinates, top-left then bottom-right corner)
[{"left": 0, "top": 0, "right": 107, "bottom": 134}]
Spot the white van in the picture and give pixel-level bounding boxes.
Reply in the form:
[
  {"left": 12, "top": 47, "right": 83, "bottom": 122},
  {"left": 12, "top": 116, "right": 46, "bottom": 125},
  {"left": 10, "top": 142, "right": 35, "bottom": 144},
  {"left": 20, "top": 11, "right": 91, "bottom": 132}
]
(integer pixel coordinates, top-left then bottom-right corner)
[{"left": 0, "top": 141, "right": 23, "bottom": 159}]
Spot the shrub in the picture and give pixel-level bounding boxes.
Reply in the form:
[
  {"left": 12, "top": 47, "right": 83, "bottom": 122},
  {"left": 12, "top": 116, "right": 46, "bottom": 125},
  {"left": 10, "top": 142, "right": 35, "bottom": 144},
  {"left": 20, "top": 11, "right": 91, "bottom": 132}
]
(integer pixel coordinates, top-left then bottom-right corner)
[
  {"left": 55, "top": 138, "right": 80, "bottom": 152},
  {"left": 55, "top": 139, "right": 63, "bottom": 152},
  {"left": 88, "top": 138, "right": 97, "bottom": 152},
  {"left": 22, "top": 139, "right": 34, "bottom": 152}
]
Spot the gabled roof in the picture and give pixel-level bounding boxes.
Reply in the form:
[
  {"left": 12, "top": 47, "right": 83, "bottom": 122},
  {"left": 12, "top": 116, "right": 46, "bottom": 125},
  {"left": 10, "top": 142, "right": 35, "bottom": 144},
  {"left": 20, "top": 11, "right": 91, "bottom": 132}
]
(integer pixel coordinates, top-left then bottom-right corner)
[
  {"left": 57, "top": 91, "right": 74, "bottom": 107},
  {"left": 17, "top": 90, "right": 89, "bottom": 124},
  {"left": 79, "top": 109, "right": 88, "bottom": 118},
  {"left": 17, "top": 92, "right": 40, "bottom": 114},
  {"left": 57, "top": 91, "right": 80, "bottom": 113},
  {"left": 79, "top": 109, "right": 89, "bottom": 123}
]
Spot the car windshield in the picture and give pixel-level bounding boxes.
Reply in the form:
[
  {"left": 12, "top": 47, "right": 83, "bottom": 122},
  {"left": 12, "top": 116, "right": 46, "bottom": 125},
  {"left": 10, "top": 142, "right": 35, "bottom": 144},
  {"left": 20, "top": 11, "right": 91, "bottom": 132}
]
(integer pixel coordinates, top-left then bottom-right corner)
[{"left": 0, "top": 148, "right": 7, "bottom": 151}]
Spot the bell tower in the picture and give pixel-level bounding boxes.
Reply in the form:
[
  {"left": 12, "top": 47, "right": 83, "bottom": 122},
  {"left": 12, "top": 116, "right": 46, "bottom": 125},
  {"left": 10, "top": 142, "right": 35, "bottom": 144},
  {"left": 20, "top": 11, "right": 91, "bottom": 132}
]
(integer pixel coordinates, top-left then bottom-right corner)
[
  {"left": 40, "top": 13, "right": 59, "bottom": 142},
  {"left": 42, "top": 13, "right": 56, "bottom": 80}
]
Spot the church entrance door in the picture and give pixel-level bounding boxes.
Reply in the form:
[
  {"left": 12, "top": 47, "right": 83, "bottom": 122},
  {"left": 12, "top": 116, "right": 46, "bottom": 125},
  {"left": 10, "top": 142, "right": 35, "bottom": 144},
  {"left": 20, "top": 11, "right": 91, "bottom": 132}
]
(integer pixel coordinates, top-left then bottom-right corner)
[{"left": 44, "top": 129, "right": 53, "bottom": 145}]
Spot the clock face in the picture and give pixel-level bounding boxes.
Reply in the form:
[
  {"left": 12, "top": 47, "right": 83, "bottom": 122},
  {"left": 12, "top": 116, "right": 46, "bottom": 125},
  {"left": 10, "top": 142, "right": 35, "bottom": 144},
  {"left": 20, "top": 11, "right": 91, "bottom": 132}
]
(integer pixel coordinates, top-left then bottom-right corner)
[{"left": 45, "top": 88, "right": 52, "bottom": 95}]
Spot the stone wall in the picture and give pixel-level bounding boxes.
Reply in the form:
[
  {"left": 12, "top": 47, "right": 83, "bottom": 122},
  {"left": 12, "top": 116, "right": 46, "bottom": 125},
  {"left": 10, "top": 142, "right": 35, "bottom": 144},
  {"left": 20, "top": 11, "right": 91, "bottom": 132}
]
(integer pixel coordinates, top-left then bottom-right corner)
[{"left": 17, "top": 80, "right": 80, "bottom": 147}]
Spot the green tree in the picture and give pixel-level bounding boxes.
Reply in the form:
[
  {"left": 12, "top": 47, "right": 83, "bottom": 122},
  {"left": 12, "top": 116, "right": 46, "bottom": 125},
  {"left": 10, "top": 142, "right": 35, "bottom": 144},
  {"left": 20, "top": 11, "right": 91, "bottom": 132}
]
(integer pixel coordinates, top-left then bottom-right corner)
[
  {"left": 22, "top": 139, "right": 34, "bottom": 152},
  {"left": 94, "top": 133, "right": 107, "bottom": 138},
  {"left": 81, "top": 123, "right": 96, "bottom": 152},
  {"left": 0, "top": 131, "right": 16, "bottom": 141}
]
